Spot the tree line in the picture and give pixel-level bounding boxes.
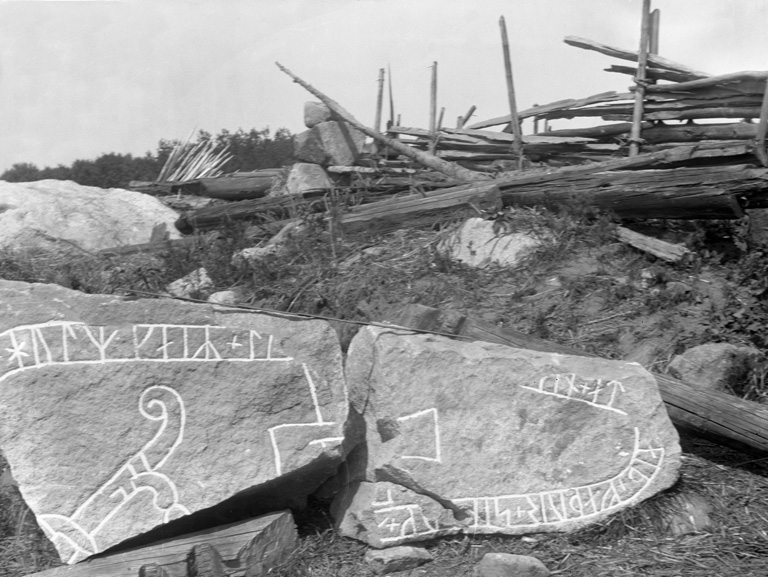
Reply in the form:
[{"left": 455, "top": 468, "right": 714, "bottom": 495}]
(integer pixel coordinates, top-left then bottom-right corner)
[{"left": 0, "top": 127, "right": 294, "bottom": 189}]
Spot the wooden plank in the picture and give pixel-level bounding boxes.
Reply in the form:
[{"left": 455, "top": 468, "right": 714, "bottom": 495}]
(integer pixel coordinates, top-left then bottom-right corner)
[
  {"left": 393, "top": 304, "right": 768, "bottom": 456},
  {"left": 615, "top": 226, "right": 692, "bottom": 262},
  {"left": 643, "top": 70, "right": 768, "bottom": 93},
  {"left": 468, "top": 91, "right": 631, "bottom": 130},
  {"left": 605, "top": 65, "right": 702, "bottom": 83},
  {"left": 30, "top": 512, "right": 298, "bottom": 577},
  {"left": 276, "top": 62, "right": 491, "bottom": 182},
  {"left": 563, "top": 35, "right": 711, "bottom": 78}
]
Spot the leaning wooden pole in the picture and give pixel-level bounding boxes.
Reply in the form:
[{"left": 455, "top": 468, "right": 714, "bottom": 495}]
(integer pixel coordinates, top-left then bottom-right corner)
[
  {"left": 629, "top": 0, "right": 652, "bottom": 157},
  {"left": 499, "top": 16, "right": 525, "bottom": 169},
  {"left": 276, "top": 62, "right": 490, "bottom": 182},
  {"left": 374, "top": 68, "right": 385, "bottom": 133},
  {"left": 754, "top": 73, "right": 768, "bottom": 167},
  {"left": 429, "top": 61, "right": 438, "bottom": 136}
]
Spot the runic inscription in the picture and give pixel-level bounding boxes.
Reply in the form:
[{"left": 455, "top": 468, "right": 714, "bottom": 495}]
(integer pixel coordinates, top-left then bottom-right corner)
[
  {"left": 1, "top": 321, "right": 346, "bottom": 564},
  {"left": 521, "top": 373, "right": 627, "bottom": 415},
  {"left": 372, "top": 427, "right": 664, "bottom": 544},
  {"left": 1, "top": 321, "right": 293, "bottom": 384}
]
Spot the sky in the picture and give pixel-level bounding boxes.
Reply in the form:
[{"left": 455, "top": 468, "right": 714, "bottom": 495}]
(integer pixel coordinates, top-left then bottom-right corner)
[{"left": 1, "top": 0, "right": 767, "bottom": 173}]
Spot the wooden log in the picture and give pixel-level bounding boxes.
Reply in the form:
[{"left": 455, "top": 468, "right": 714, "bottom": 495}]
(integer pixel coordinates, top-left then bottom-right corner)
[
  {"left": 468, "top": 91, "right": 631, "bottom": 130},
  {"left": 276, "top": 62, "right": 490, "bottom": 182},
  {"left": 642, "top": 70, "right": 768, "bottom": 93},
  {"left": 196, "top": 173, "right": 275, "bottom": 201},
  {"left": 374, "top": 67, "right": 385, "bottom": 132},
  {"left": 340, "top": 182, "right": 500, "bottom": 233},
  {"left": 457, "top": 105, "right": 476, "bottom": 128},
  {"left": 754, "top": 70, "right": 768, "bottom": 166},
  {"left": 605, "top": 65, "right": 700, "bottom": 83},
  {"left": 615, "top": 226, "right": 692, "bottom": 262},
  {"left": 499, "top": 163, "right": 758, "bottom": 220},
  {"left": 393, "top": 304, "right": 768, "bottom": 456},
  {"left": 499, "top": 15, "right": 524, "bottom": 165},
  {"left": 629, "top": 0, "right": 652, "bottom": 157},
  {"left": 563, "top": 35, "right": 711, "bottom": 78},
  {"left": 30, "top": 512, "right": 298, "bottom": 577}
]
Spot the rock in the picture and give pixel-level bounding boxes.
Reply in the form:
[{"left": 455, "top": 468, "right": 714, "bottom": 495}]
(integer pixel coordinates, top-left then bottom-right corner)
[
  {"left": 207, "top": 290, "right": 241, "bottom": 306},
  {"left": 294, "top": 121, "right": 366, "bottom": 166},
  {"left": 0, "top": 180, "right": 182, "bottom": 253},
  {"left": 0, "top": 280, "right": 351, "bottom": 563},
  {"left": 166, "top": 267, "right": 214, "bottom": 298},
  {"left": 364, "top": 545, "right": 432, "bottom": 574},
  {"left": 304, "top": 101, "right": 332, "bottom": 128},
  {"left": 281, "top": 163, "right": 333, "bottom": 197},
  {"left": 660, "top": 492, "right": 712, "bottom": 536},
  {"left": 667, "top": 343, "right": 762, "bottom": 394},
  {"left": 474, "top": 553, "right": 550, "bottom": 577},
  {"left": 232, "top": 245, "right": 281, "bottom": 267},
  {"left": 333, "top": 326, "right": 681, "bottom": 547},
  {"left": 437, "top": 218, "right": 542, "bottom": 268}
]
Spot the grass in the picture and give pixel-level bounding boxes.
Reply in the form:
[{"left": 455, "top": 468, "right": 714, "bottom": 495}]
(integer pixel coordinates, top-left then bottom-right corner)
[{"left": 2, "top": 201, "right": 768, "bottom": 575}]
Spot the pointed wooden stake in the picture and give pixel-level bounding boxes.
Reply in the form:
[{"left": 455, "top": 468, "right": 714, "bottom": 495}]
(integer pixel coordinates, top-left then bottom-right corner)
[
  {"left": 499, "top": 16, "right": 524, "bottom": 168},
  {"left": 629, "top": 0, "right": 652, "bottom": 157}
]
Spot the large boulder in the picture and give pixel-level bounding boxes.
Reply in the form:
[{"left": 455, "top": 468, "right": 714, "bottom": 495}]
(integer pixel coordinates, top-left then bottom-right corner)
[
  {"left": 294, "top": 121, "right": 366, "bottom": 166},
  {"left": 0, "top": 280, "right": 352, "bottom": 564},
  {"left": 0, "top": 180, "right": 182, "bottom": 253},
  {"left": 333, "top": 326, "right": 681, "bottom": 547}
]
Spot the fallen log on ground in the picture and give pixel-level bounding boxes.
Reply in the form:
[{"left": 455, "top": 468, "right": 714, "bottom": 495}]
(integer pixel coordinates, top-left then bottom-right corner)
[
  {"left": 394, "top": 304, "right": 768, "bottom": 456},
  {"left": 340, "top": 182, "right": 500, "bottom": 233},
  {"left": 195, "top": 170, "right": 280, "bottom": 201},
  {"left": 615, "top": 226, "right": 692, "bottom": 262},
  {"left": 276, "top": 62, "right": 491, "bottom": 183},
  {"left": 499, "top": 163, "right": 768, "bottom": 219}
]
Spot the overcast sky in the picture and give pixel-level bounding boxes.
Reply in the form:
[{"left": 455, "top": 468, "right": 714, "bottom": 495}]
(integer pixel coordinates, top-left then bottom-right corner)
[{"left": 1, "top": 0, "right": 767, "bottom": 173}]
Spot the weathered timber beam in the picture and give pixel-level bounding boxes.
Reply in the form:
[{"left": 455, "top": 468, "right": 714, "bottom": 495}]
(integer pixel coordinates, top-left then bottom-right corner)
[
  {"left": 276, "top": 62, "right": 490, "bottom": 182},
  {"left": 615, "top": 226, "right": 692, "bottom": 262},
  {"left": 340, "top": 182, "right": 499, "bottom": 233},
  {"left": 605, "top": 65, "right": 698, "bottom": 83},
  {"left": 29, "top": 512, "right": 297, "bottom": 577},
  {"left": 468, "top": 91, "right": 631, "bottom": 130},
  {"left": 563, "top": 35, "right": 711, "bottom": 78},
  {"left": 394, "top": 304, "right": 768, "bottom": 456},
  {"left": 642, "top": 70, "right": 768, "bottom": 93},
  {"left": 499, "top": 163, "right": 759, "bottom": 220}
]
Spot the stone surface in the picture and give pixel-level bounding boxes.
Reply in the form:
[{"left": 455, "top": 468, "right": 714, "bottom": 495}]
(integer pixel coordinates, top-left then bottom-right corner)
[
  {"left": 364, "top": 545, "right": 432, "bottom": 574},
  {"left": 304, "top": 101, "right": 332, "bottom": 128},
  {"left": 282, "top": 163, "right": 333, "bottom": 196},
  {"left": 0, "top": 180, "right": 182, "bottom": 253},
  {"left": 667, "top": 343, "right": 762, "bottom": 394},
  {"left": 207, "top": 290, "right": 241, "bottom": 306},
  {"left": 333, "top": 326, "right": 681, "bottom": 547},
  {"left": 166, "top": 267, "right": 214, "bottom": 298},
  {"left": 437, "top": 218, "right": 542, "bottom": 268},
  {"left": 474, "top": 553, "right": 550, "bottom": 577},
  {"left": 294, "top": 121, "right": 366, "bottom": 166},
  {"left": 0, "top": 280, "right": 350, "bottom": 564}
]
